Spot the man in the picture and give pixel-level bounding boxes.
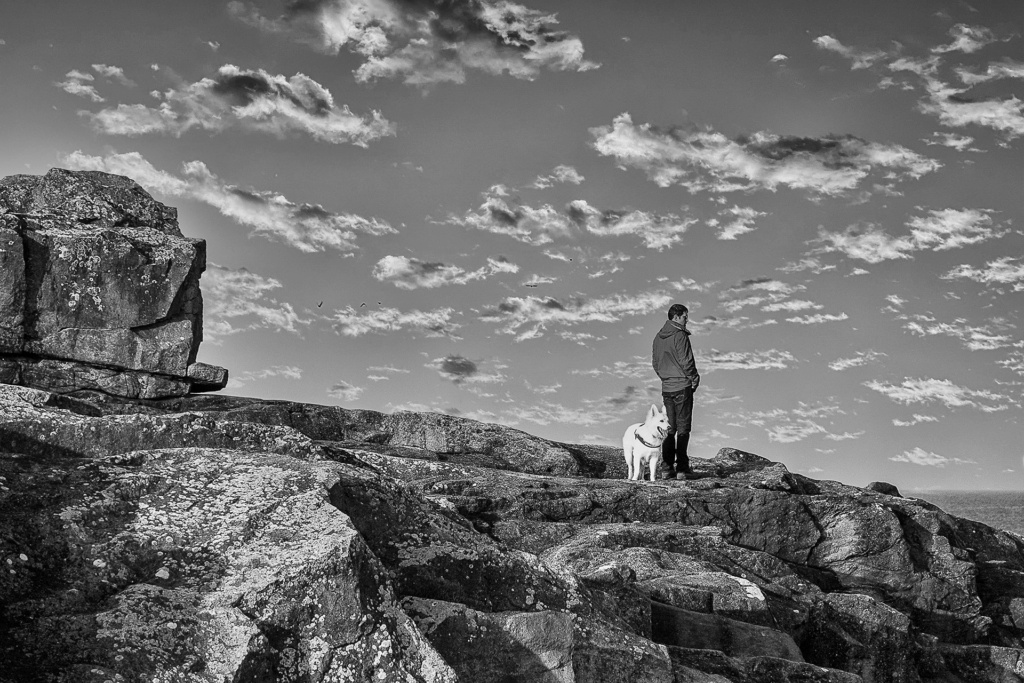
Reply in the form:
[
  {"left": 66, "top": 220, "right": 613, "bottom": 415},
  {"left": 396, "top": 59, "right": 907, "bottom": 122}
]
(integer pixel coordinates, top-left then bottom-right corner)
[{"left": 652, "top": 303, "right": 700, "bottom": 480}]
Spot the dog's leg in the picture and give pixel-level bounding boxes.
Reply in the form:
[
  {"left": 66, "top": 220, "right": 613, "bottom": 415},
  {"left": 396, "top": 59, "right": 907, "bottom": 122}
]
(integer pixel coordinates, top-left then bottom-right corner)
[{"left": 648, "top": 455, "right": 658, "bottom": 482}]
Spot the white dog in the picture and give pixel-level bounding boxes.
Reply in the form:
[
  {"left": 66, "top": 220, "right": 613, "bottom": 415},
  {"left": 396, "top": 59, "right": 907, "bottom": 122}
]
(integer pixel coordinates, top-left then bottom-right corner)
[{"left": 623, "top": 404, "right": 671, "bottom": 481}]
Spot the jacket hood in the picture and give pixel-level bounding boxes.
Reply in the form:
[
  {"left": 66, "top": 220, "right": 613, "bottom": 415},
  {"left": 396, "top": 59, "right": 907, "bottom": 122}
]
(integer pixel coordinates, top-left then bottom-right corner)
[{"left": 657, "top": 320, "right": 689, "bottom": 339}]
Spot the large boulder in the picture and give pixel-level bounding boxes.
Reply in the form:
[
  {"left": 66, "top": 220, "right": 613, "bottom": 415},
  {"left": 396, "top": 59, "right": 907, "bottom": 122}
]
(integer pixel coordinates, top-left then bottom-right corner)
[
  {"left": 0, "top": 416, "right": 456, "bottom": 679},
  {"left": 0, "top": 168, "right": 226, "bottom": 398}
]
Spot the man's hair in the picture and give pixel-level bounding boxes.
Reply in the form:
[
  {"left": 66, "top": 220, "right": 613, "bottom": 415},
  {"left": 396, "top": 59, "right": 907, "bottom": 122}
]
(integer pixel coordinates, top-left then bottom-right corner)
[{"left": 667, "top": 303, "right": 689, "bottom": 319}]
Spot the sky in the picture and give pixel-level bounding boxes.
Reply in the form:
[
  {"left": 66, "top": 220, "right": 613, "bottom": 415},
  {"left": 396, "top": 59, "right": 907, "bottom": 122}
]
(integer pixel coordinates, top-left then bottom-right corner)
[{"left": 2, "top": 0, "right": 1024, "bottom": 491}]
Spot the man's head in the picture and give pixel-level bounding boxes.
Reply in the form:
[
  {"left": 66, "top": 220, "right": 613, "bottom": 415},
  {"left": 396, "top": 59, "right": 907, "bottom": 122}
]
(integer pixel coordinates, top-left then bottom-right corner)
[{"left": 667, "top": 303, "right": 689, "bottom": 323}]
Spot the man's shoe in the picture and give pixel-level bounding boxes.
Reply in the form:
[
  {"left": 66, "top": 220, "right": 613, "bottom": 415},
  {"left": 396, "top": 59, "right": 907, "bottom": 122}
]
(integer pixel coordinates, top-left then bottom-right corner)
[
  {"left": 662, "top": 468, "right": 677, "bottom": 480},
  {"left": 675, "top": 472, "right": 688, "bottom": 480}
]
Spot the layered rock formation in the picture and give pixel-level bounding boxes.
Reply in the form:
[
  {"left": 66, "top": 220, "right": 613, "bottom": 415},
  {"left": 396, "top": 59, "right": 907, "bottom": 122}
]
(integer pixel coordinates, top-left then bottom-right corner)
[
  {"left": 4, "top": 386, "right": 1024, "bottom": 682},
  {"left": 0, "top": 168, "right": 226, "bottom": 398}
]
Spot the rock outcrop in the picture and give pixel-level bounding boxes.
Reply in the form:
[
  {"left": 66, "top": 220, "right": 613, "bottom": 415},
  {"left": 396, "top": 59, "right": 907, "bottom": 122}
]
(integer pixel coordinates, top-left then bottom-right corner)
[
  {"left": 0, "top": 168, "right": 226, "bottom": 398},
  {"left": 5, "top": 386, "right": 1024, "bottom": 682}
]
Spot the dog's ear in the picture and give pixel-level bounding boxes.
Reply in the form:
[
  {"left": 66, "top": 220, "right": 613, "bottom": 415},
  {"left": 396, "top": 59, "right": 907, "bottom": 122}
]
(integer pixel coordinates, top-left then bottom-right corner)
[{"left": 649, "top": 404, "right": 659, "bottom": 418}]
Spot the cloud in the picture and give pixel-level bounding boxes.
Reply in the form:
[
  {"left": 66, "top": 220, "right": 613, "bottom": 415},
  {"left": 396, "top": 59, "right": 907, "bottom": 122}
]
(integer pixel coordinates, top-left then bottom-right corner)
[
  {"left": 902, "top": 316, "right": 1015, "bottom": 351},
  {"left": 865, "top": 377, "right": 1010, "bottom": 412},
  {"left": 712, "top": 205, "right": 766, "bottom": 240},
  {"left": 998, "top": 351, "right": 1024, "bottom": 376},
  {"left": 328, "top": 380, "right": 364, "bottom": 402},
  {"left": 738, "top": 402, "right": 855, "bottom": 443},
  {"left": 202, "top": 264, "right": 309, "bottom": 342},
  {"left": 81, "top": 64, "right": 394, "bottom": 146},
  {"left": 956, "top": 59, "right": 1024, "bottom": 86},
  {"left": 891, "top": 57, "right": 1024, "bottom": 140},
  {"left": 522, "top": 273, "right": 557, "bottom": 287},
  {"left": 906, "top": 208, "right": 1005, "bottom": 250},
  {"left": 786, "top": 312, "right": 849, "bottom": 325},
  {"left": 367, "top": 364, "right": 411, "bottom": 381},
  {"left": 479, "top": 289, "right": 671, "bottom": 340},
  {"left": 228, "top": 365, "right": 304, "bottom": 388},
  {"left": 770, "top": 54, "right": 788, "bottom": 63},
  {"left": 447, "top": 187, "right": 696, "bottom": 250},
  {"left": 943, "top": 257, "right": 1024, "bottom": 291},
  {"left": 571, "top": 356, "right": 649, "bottom": 380},
  {"left": 762, "top": 299, "right": 822, "bottom": 313},
  {"left": 892, "top": 414, "right": 939, "bottom": 427},
  {"left": 829, "top": 350, "right": 886, "bottom": 371},
  {"left": 890, "top": 447, "right": 975, "bottom": 467},
  {"left": 924, "top": 132, "right": 978, "bottom": 151},
  {"left": 427, "top": 355, "right": 506, "bottom": 385},
  {"left": 92, "top": 63, "right": 135, "bottom": 86},
  {"left": 373, "top": 254, "right": 518, "bottom": 289},
  {"left": 446, "top": 186, "right": 575, "bottom": 245},
  {"left": 590, "top": 112, "right": 939, "bottom": 196},
  {"left": 813, "top": 35, "right": 891, "bottom": 69},
  {"left": 55, "top": 70, "right": 104, "bottom": 102},
  {"left": 932, "top": 23, "right": 999, "bottom": 54},
  {"left": 230, "top": 0, "right": 598, "bottom": 87},
  {"left": 719, "top": 278, "right": 805, "bottom": 313},
  {"left": 531, "top": 164, "right": 585, "bottom": 189},
  {"left": 812, "top": 208, "right": 1004, "bottom": 264},
  {"left": 811, "top": 223, "right": 916, "bottom": 264},
  {"left": 63, "top": 151, "right": 394, "bottom": 253},
  {"left": 778, "top": 257, "right": 837, "bottom": 275},
  {"left": 327, "top": 306, "right": 461, "bottom": 339},
  {"left": 567, "top": 200, "right": 697, "bottom": 250},
  {"left": 700, "top": 349, "right": 797, "bottom": 372}
]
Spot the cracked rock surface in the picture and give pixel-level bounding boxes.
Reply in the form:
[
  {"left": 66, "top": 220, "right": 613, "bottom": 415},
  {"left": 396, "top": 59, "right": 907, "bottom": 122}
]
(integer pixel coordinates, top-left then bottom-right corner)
[{"left": 4, "top": 386, "right": 1024, "bottom": 682}]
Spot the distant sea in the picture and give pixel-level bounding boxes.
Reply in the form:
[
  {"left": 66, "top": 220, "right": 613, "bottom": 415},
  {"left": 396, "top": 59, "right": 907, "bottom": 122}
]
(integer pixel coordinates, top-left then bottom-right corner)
[{"left": 912, "top": 490, "right": 1024, "bottom": 536}]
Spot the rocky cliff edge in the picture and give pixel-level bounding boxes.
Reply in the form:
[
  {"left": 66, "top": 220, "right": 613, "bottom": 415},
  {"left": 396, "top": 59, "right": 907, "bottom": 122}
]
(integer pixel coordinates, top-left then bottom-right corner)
[{"left": 4, "top": 386, "right": 1024, "bottom": 683}]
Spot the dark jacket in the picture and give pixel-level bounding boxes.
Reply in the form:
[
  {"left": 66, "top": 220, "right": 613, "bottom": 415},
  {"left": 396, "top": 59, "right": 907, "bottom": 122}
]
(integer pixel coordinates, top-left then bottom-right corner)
[{"left": 652, "top": 320, "right": 699, "bottom": 393}]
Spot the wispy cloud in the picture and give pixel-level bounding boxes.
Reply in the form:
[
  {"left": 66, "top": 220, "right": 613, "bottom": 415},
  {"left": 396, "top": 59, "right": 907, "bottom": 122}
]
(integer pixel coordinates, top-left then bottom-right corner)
[
  {"left": 228, "top": 365, "right": 304, "bottom": 388},
  {"left": 813, "top": 35, "right": 892, "bottom": 69},
  {"left": 80, "top": 64, "right": 394, "bottom": 145},
  {"left": 327, "top": 306, "right": 461, "bottom": 339},
  {"left": 55, "top": 70, "right": 104, "bottom": 102},
  {"left": 924, "top": 132, "right": 979, "bottom": 151},
  {"left": 568, "top": 200, "right": 697, "bottom": 250},
  {"left": 709, "top": 205, "right": 766, "bottom": 240},
  {"left": 91, "top": 63, "right": 135, "bottom": 87},
  {"left": 531, "top": 164, "right": 585, "bottom": 189},
  {"left": 907, "top": 208, "right": 1005, "bottom": 250},
  {"left": 426, "top": 355, "right": 507, "bottom": 385},
  {"left": 812, "top": 208, "right": 1006, "bottom": 264},
  {"left": 890, "top": 447, "right": 975, "bottom": 467},
  {"left": 479, "top": 289, "right": 671, "bottom": 340},
  {"left": 719, "top": 278, "right": 805, "bottom": 313},
  {"left": 932, "top": 23, "right": 1000, "bottom": 54},
  {"left": 202, "top": 264, "right": 309, "bottom": 342},
  {"left": 902, "top": 315, "right": 1015, "bottom": 351},
  {"left": 589, "top": 112, "right": 940, "bottom": 196},
  {"left": 865, "top": 377, "right": 1010, "bottom": 412},
  {"left": 943, "top": 257, "right": 1024, "bottom": 291},
  {"left": 892, "top": 414, "right": 939, "bottom": 427},
  {"left": 367, "top": 365, "right": 410, "bottom": 381},
  {"left": 956, "top": 59, "right": 1024, "bottom": 86},
  {"left": 230, "top": 0, "right": 598, "bottom": 87},
  {"left": 63, "top": 151, "right": 394, "bottom": 253},
  {"left": 829, "top": 350, "right": 886, "bottom": 371},
  {"left": 700, "top": 349, "right": 797, "bottom": 372},
  {"left": 890, "top": 55, "right": 1024, "bottom": 141},
  {"left": 735, "top": 402, "right": 858, "bottom": 443},
  {"left": 373, "top": 254, "right": 518, "bottom": 289},
  {"left": 786, "top": 312, "right": 849, "bottom": 325},
  {"left": 446, "top": 186, "right": 696, "bottom": 250},
  {"left": 328, "top": 380, "right": 364, "bottom": 402}
]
